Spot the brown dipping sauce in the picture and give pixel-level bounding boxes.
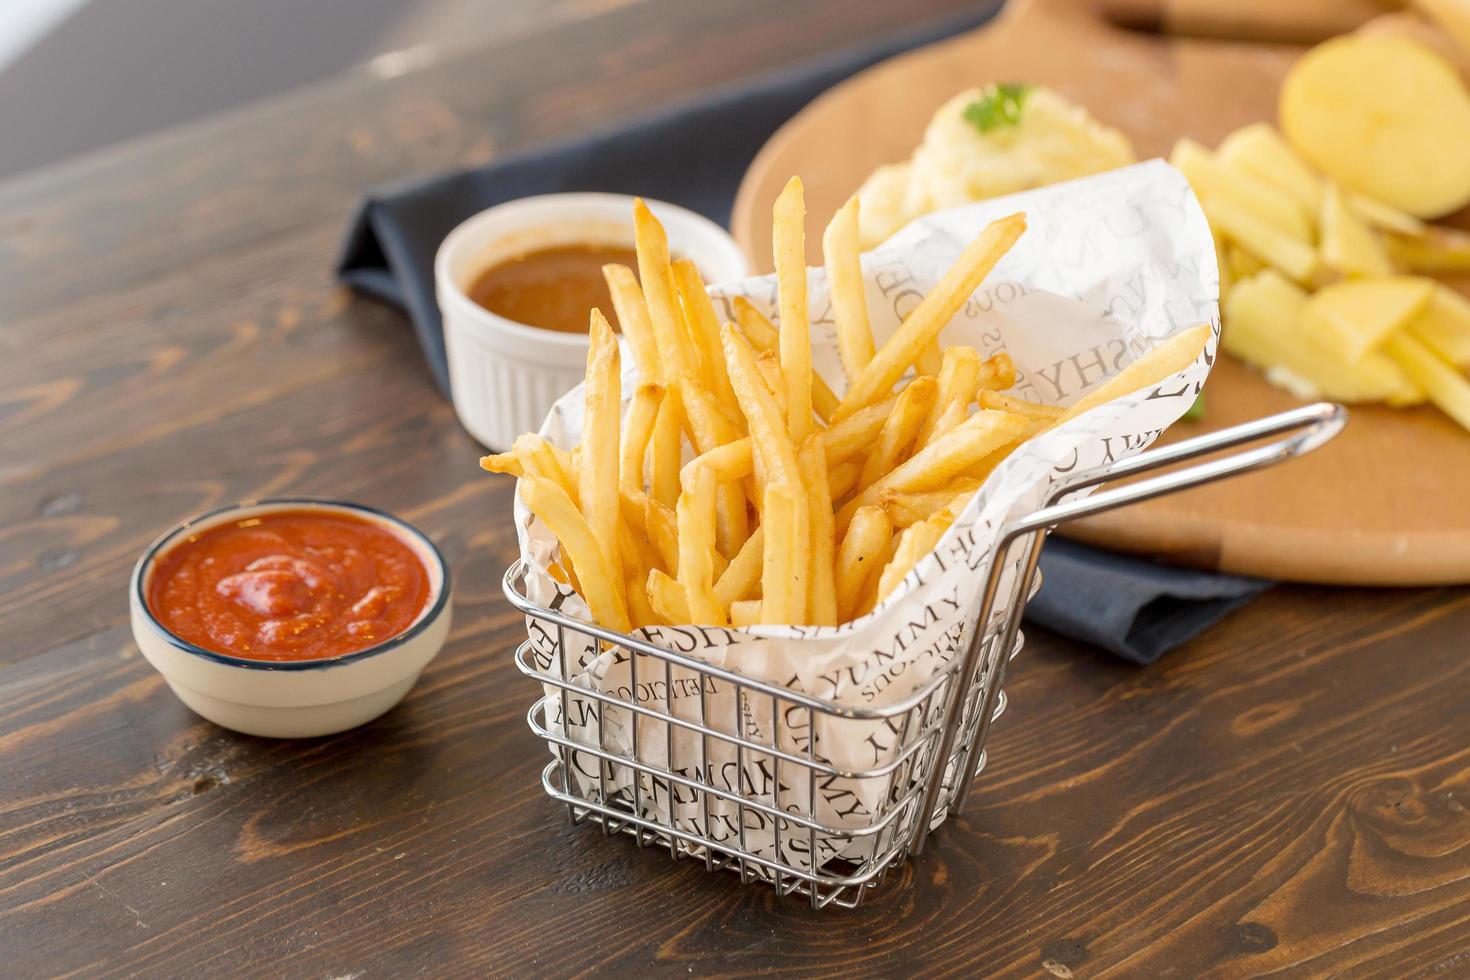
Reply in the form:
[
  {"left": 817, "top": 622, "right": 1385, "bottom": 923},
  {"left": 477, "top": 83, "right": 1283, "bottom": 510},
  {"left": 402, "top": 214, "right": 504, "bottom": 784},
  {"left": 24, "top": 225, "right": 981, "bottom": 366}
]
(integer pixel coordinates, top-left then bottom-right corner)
[{"left": 468, "top": 242, "right": 638, "bottom": 334}]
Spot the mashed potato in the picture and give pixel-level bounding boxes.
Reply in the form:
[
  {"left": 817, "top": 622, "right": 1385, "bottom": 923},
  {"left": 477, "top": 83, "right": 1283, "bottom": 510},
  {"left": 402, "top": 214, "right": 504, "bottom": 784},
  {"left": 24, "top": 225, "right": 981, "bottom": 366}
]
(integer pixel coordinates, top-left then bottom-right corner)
[{"left": 856, "top": 85, "right": 1136, "bottom": 248}]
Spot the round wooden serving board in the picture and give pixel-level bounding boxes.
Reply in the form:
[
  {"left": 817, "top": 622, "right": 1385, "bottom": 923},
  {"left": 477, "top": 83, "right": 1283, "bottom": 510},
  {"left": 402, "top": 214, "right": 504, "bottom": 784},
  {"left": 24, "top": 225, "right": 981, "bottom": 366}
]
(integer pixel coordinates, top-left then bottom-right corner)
[{"left": 732, "top": 0, "right": 1470, "bottom": 585}]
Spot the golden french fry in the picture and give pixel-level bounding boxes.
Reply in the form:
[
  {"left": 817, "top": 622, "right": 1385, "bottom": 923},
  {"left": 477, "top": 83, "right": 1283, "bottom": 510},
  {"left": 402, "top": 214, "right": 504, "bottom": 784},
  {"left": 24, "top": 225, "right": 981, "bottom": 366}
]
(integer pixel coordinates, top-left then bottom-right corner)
[
  {"left": 835, "top": 505, "right": 891, "bottom": 623},
  {"left": 1059, "top": 324, "right": 1211, "bottom": 424},
  {"left": 880, "top": 482, "right": 981, "bottom": 528},
  {"left": 581, "top": 310, "right": 622, "bottom": 587},
  {"left": 676, "top": 464, "right": 726, "bottom": 624},
  {"left": 916, "top": 340, "right": 943, "bottom": 376},
  {"left": 773, "top": 176, "right": 815, "bottom": 441},
  {"left": 756, "top": 350, "right": 789, "bottom": 419},
  {"left": 620, "top": 383, "right": 664, "bottom": 490},
  {"left": 647, "top": 569, "right": 690, "bottom": 624},
  {"left": 649, "top": 391, "right": 681, "bottom": 508},
  {"left": 823, "top": 196, "right": 876, "bottom": 382},
  {"left": 876, "top": 513, "right": 952, "bottom": 604},
  {"left": 917, "top": 346, "right": 982, "bottom": 445},
  {"left": 857, "top": 376, "right": 937, "bottom": 492},
  {"left": 799, "top": 436, "right": 837, "bottom": 626},
  {"left": 821, "top": 395, "right": 900, "bottom": 464},
  {"left": 975, "top": 352, "right": 1017, "bottom": 392},
  {"left": 681, "top": 381, "right": 745, "bottom": 452},
  {"left": 852, "top": 529, "right": 896, "bottom": 619},
  {"left": 633, "top": 199, "right": 697, "bottom": 385},
  {"left": 644, "top": 495, "right": 680, "bottom": 575},
  {"left": 760, "top": 482, "right": 809, "bottom": 624},
  {"left": 976, "top": 389, "right": 1063, "bottom": 421},
  {"left": 519, "top": 476, "right": 630, "bottom": 632},
  {"left": 835, "top": 213, "right": 1026, "bottom": 421},
  {"left": 722, "top": 324, "right": 802, "bottom": 488},
  {"left": 603, "top": 263, "right": 662, "bottom": 383},
  {"left": 827, "top": 457, "right": 864, "bottom": 503},
  {"left": 839, "top": 410, "right": 1030, "bottom": 528},
  {"left": 729, "top": 599, "right": 763, "bottom": 627},
  {"left": 714, "top": 525, "right": 763, "bottom": 608},
  {"left": 922, "top": 399, "right": 969, "bottom": 447},
  {"left": 672, "top": 258, "right": 741, "bottom": 417},
  {"left": 618, "top": 513, "right": 660, "bottom": 579},
  {"left": 626, "top": 575, "right": 661, "bottom": 628},
  {"left": 731, "top": 298, "right": 839, "bottom": 422},
  {"left": 682, "top": 438, "right": 754, "bottom": 486}
]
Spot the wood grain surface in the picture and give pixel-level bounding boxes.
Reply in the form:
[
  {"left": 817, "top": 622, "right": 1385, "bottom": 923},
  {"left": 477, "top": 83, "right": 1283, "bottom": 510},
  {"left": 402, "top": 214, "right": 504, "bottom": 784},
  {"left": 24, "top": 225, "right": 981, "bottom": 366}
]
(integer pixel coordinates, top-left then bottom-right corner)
[
  {"left": 732, "top": 0, "right": 1470, "bottom": 586},
  {"left": 2, "top": 0, "right": 1468, "bottom": 975}
]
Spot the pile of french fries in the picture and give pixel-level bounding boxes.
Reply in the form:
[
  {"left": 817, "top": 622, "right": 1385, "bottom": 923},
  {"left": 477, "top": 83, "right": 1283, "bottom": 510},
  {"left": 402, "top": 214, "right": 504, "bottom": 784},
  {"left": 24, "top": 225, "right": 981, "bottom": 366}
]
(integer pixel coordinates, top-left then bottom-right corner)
[{"left": 484, "top": 180, "right": 1209, "bottom": 631}]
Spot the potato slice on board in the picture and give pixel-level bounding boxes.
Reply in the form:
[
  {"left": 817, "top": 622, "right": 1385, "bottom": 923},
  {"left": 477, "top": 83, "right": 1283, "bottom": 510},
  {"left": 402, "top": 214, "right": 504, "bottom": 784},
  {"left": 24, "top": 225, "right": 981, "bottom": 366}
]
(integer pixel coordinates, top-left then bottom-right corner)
[
  {"left": 1408, "top": 285, "right": 1470, "bottom": 368},
  {"left": 1319, "top": 182, "right": 1393, "bottom": 278},
  {"left": 1280, "top": 35, "right": 1470, "bottom": 218},
  {"left": 1299, "top": 276, "right": 1435, "bottom": 362}
]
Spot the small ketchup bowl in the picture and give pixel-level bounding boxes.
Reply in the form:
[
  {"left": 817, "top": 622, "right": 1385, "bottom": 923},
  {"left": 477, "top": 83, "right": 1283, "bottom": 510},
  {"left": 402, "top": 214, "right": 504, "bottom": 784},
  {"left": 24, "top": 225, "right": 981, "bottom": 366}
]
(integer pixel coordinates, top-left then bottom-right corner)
[{"left": 130, "top": 498, "right": 452, "bottom": 738}]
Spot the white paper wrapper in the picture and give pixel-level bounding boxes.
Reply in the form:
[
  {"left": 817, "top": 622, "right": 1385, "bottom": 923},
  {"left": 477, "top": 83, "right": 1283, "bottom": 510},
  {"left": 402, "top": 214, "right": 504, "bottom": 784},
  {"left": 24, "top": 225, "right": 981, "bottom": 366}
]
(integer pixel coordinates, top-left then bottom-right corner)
[{"left": 513, "top": 160, "right": 1219, "bottom": 875}]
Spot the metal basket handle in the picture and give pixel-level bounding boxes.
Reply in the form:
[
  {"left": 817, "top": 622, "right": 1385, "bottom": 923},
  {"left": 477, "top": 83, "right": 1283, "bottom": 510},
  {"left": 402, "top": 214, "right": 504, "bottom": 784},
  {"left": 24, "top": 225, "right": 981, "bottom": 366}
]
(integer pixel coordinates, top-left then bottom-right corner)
[{"left": 912, "top": 402, "right": 1346, "bottom": 849}]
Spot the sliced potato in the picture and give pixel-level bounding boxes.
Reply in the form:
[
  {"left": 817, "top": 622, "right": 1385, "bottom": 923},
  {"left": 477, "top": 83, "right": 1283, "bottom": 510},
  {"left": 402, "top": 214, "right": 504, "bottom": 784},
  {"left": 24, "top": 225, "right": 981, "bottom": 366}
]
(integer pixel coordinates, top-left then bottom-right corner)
[
  {"left": 1279, "top": 35, "right": 1470, "bottom": 218},
  {"left": 1217, "top": 122, "right": 1323, "bottom": 212},
  {"left": 1407, "top": 285, "right": 1470, "bottom": 368},
  {"left": 1201, "top": 194, "right": 1319, "bottom": 284},
  {"left": 1386, "top": 226, "right": 1470, "bottom": 273},
  {"left": 1342, "top": 190, "right": 1425, "bottom": 236},
  {"left": 1299, "top": 276, "right": 1435, "bottom": 362},
  {"left": 1224, "top": 271, "right": 1420, "bottom": 403},
  {"left": 1382, "top": 331, "right": 1470, "bottom": 431},
  {"left": 1227, "top": 245, "right": 1266, "bottom": 282},
  {"left": 1171, "top": 138, "right": 1314, "bottom": 241},
  {"left": 1319, "top": 182, "right": 1393, "bottom": 278}
]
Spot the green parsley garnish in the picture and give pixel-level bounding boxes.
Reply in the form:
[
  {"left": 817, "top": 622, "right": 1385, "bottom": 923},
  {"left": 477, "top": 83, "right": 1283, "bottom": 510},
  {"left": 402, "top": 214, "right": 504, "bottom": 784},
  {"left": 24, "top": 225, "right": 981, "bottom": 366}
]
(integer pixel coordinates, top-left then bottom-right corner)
[
  {"left": 1182, "top": 393, "right": 1206, "bottom": 421},
  {"left": 963, "top": 83, "right": 1034, "bottom": 134}
]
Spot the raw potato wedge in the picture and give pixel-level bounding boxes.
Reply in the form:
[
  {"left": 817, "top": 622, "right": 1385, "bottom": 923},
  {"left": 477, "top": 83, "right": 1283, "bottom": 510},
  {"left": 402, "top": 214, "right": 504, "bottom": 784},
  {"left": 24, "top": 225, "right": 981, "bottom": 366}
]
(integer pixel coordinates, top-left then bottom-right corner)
[
  {"left": 1386, "top": 226, "right": 1470, "bottom": 273},
  {"left": 1171, "top": 138, "right": 1314, "bottom": 241},
  {"left": 1200, "top": 194, "right": 1319, "bottom": 284},
  {"left": 1217, "top": 122, "right": 1323, "bottom": 212},
  {"left": 1279, "top": 35, "right": 1470, "bottom": 218},
  {"left": 1299, "top": 276, "right": 1435, "bottom": 363},
  {"left": 1382, "top": 331, "right": 1470, "bottom": 430},
  {"left": 1319, "top": 182, "right": 1393, "bottom": 278},
  {"left": 1407, "top": 285, "right": 1470, "bottom": 368},
  {"left": 1224, "top": 271, "right": 1421, "bottom": 404}
]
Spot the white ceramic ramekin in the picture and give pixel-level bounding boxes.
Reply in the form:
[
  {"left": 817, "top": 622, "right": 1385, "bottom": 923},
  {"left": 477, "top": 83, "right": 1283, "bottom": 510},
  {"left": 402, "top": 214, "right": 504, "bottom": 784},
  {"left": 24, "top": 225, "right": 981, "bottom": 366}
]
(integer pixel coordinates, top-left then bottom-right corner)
[
  {"left": 130, "top": 498, "right": 452, "bottom": 739},
  {"left": 435, "top": 193, "right": 748, "bottom": 450}
]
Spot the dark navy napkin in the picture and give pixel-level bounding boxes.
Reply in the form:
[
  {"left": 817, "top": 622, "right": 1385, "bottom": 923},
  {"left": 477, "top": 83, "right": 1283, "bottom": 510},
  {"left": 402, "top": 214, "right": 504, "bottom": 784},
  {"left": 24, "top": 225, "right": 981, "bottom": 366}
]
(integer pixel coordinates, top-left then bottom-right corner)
[{"left": 335, "top": 4, "right": 1270, "bottom": 661}]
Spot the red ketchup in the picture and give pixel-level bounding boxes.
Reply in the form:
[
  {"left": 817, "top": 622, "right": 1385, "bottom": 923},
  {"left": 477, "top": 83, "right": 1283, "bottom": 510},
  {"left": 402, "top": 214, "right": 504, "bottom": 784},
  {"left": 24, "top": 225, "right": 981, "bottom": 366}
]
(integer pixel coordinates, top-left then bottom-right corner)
[{"left": 147, "top": 510, "right": 431, "bottom": 661}]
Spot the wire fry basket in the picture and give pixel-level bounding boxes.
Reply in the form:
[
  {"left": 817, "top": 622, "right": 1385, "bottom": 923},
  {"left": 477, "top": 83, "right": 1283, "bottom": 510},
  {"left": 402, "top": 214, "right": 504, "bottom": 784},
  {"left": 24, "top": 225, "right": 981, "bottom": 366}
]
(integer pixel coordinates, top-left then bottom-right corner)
[{"left": 504, "top": 404, "right": 1344, "bottom": 909}]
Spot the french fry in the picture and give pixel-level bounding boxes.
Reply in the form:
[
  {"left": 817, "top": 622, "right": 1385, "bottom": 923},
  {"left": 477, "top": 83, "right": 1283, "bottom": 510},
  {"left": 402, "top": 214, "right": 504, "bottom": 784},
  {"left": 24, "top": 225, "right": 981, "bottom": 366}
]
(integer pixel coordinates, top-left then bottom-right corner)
[
  {"left": 921, "top": 399, "right": 969, "bottom": 448},
  {"left": 519, "top": 476, "right": 630, "bottom": 632},
  {"left": 799, "top": 436, "right": 838, "bottom": 626},
  {"left": 821, "top": 395, "right": 900, "bottom": 464},
  {"left": 835, "top": 505, "right": 891, "bottom": 622},
  {"left": 852, "top": 529, "right": 896, "bottom": 619},
  {"left": 676, "top": 464, "right": 726, "bottom": 624},
  {"left": 834, "top": 213, "right": 1027, "bottom": 421},
  {"left": 634, "top": 199, "right": 697, "bottom": 385},
  {"left": 682, "top": 437, "right": 753, "bottom": 559},
  {"left": 760, "top": 482, "right": 809, "bottom": 624},
  {"left": 729, "top": 599, "right": 763, "bottom": 628},
  {"left": 879, "top": 481, "right": 981, "bottom": 528},
  {"left": 974, "top": 352, "right": 1017, "bottom": 392},
  {"left": 857, "top": 376, "right": 937, "bottom": 492},
  {"left": 839, "top": 410, "right": 1030, "bottom": 527},
  {"left": 732, "top": 297, "right": 840, "bottom": 422},
  {"left": 681, "top": 381, "right": 745, "bottom": 452},
  {"left": 649, "top": 392, "right": 682, "bottom": 508},
  {"left": 619, "top": 383, "right": 664, "bottom": 490},
  {"left": 580, "top": 311, "right": 622, "bottom": 588},
  {"left": 722, "top": 325, "right": 802, "bottom": 487},
  {"left": 714, "top": 526, "right": 763, "bottom": 608},
  {"left": 626, "top": 575, "right": 661, "bottom": 628},
  {"left": 603, "top": 263, "right": 662, "bottom": 383},
  {"left": 876, "top": 513, "right": 952, "bottom": 604},
  {"left": 916, "top": 341, "right": 944, "bottom": 376},
  {"left": 756, "top": 350, "right": 789, "bottom": 419},
  {"left": 773, "top": 177, "right": 815, "bottom": 441},
  {"left": 644, "top": 495, "right": 680, "bottom": 575},
  {"left": 672, "top": 258, "right": 740, "bottom": 417},
  {"left": 827, "top": 456, "right": 864, "bottom": 502},
  {"left": 823, "top": 196, "right": 875, "bottom": 382},
  {"left": 976, "top": 389, "right": 1063, "bottom": 421},
  {"left": 682, "top": 439, "right": 754, "bottom": 486},
  {"left": 647, "top": 569, "right": 690, "bottom": 624},
  {"left": 916, "top": 346, "right": 982, "bottom": 446},
  {"left": 1059, "top": 324, "right": 1212, "bottom": 423}
]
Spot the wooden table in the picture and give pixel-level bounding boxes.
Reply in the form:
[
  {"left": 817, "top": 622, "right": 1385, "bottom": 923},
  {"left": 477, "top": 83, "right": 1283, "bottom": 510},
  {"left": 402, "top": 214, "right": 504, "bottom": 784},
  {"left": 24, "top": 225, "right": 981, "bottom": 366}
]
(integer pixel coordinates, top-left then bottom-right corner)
[{"left": 3, "top": 0, "right": 1467, "bottom": 974}]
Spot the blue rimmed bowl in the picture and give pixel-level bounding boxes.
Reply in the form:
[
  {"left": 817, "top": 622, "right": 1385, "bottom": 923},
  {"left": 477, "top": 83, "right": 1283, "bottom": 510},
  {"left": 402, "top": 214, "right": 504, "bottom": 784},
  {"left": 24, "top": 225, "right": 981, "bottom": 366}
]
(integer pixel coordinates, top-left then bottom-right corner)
[{"left": 129, "top": 498, "right": 452, "bottom": 738}]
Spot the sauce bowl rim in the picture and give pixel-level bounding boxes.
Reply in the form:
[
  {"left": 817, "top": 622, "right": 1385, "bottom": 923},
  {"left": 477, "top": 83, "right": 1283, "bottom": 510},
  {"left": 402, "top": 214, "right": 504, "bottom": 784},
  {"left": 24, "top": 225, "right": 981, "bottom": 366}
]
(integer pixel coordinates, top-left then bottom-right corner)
[{"left": 131, "top": 497, "right": 452, "bottom": 672}]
